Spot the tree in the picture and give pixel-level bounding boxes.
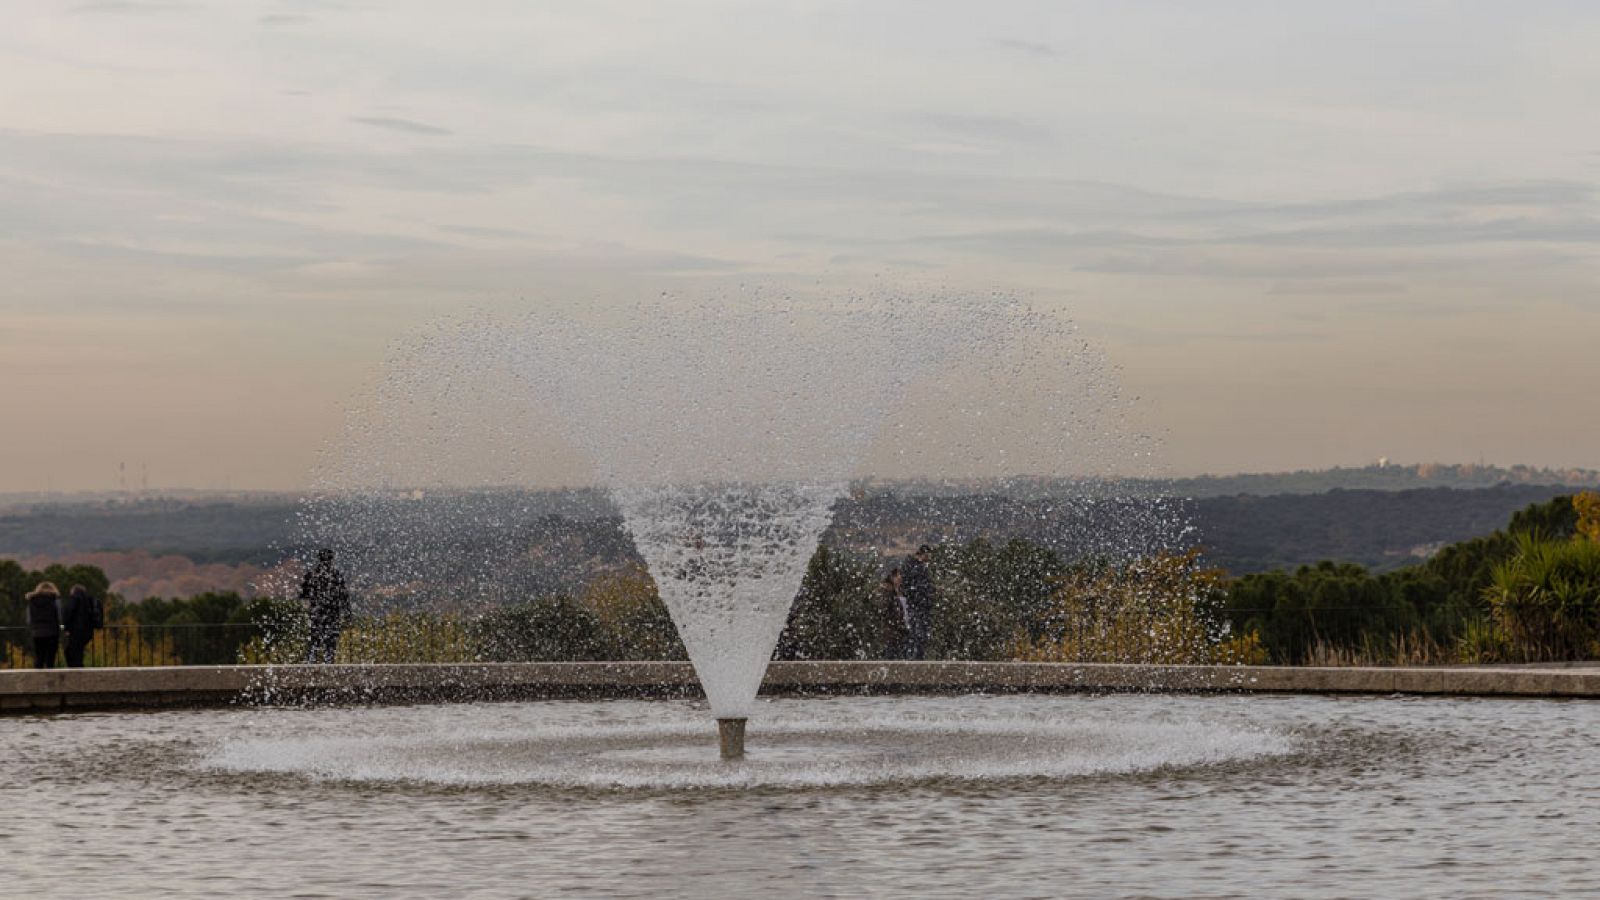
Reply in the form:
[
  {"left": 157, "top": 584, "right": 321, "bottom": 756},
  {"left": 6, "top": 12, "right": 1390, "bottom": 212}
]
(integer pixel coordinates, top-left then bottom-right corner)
[
  {"left": 581, "top": 566, "right": 684, "bottom": 660},
  {"left": 929, "top": 538, "right": 1064, "bottom": 660},
  {"left": 776, "top": 545, "right": 884, "bottom": 660},
  {"left": 2, "top": 560, "right": 113, "bottom": 663},
  {"left": 1220, "top": 495, "right": 1590, "bottom": 664},
  {"left": 471, "top": 596, "right": 608, "bottom": 662},
  {"left": 1575, "top": 492, "right": 1600, "bottom": 543},
  {"left": 1022, "top": 549, "right": 1262, "bottom": 665}
]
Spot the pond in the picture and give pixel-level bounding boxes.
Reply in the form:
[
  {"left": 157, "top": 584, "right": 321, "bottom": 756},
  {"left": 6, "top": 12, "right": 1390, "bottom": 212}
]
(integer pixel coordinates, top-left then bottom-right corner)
[{"left": 3, "top": 693, "right": 1595, "bottom": 898}]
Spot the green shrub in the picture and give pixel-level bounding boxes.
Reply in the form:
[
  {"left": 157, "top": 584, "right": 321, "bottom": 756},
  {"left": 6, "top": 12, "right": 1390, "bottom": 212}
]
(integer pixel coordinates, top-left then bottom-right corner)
[
  {"left": 471, "top": 596, "right": 609, "bottom": 662},
  {"left": 1486, "top": 533, "right": 1600, "bottom": 661}
]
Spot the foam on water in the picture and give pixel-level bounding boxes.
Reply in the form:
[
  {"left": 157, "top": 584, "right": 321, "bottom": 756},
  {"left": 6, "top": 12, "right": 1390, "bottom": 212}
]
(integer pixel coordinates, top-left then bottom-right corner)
[{"left": 201, "top": 699, "right": 1294, "bottom": 790}]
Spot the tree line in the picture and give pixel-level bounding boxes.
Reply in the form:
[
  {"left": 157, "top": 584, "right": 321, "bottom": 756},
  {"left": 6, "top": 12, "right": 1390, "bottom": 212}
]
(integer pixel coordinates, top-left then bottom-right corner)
[
  {"left": 4, "top": 492, "right": 1598, "bottom": 668},
  {"left": 1224, "top": 493, "right": 1600, "bottom": 664}
]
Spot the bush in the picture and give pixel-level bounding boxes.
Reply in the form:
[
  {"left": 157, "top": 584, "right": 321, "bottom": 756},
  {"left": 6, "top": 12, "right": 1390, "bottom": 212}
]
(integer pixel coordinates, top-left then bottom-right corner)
[
  {"left": 1485, "top": 533, "right": 1600, "bottom": 661},
  {"left": 339, "top": 613, "right": 477, "bottom": 663},
  {"left": 471, "top": 596, "right": 609, "bottom": 662},
  {"left": 581, "top": 566, "right": 684, "bottom": 660},
  {"left": 237, "top": 596, "right": 309, "bottom": 664},
  {"left": 1016, "top": 550, "right": 1264, "bottom": 665},
  {"left": 775, "top": 545, "right": 886, "bottom": 660},
  {"left": 930, "top": 539, "right": 1063, "bottom": 661}
]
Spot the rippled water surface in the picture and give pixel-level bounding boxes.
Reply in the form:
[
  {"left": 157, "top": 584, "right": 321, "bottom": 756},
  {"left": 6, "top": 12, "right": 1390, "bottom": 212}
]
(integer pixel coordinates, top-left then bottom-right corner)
[{"left": 4, "top": 693, "right": 1597, "bottom": 898}]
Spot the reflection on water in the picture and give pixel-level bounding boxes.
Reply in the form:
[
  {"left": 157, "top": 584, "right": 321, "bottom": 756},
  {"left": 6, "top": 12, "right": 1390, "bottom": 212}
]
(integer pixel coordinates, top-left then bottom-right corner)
[{"left": 5, "top": 693, "right": 1600, "bottom": 898}]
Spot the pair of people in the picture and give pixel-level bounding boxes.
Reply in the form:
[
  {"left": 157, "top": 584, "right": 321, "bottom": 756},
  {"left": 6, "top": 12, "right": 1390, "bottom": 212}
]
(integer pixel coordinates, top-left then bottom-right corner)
[
  {"left": 20, "top": 553, "right": 347, "bottom": 668},
  {"left": 24, "top": 582, "right": 100, "bottom": 669},
  {"left": 880, "top": 545, "right": 935, "bottom": 660}
]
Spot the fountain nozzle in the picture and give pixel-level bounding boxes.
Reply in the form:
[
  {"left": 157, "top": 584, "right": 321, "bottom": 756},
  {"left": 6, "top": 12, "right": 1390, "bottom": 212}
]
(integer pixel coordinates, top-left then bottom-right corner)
[{"left": 717, "top": 718, "right": 747, "bottom": 760}]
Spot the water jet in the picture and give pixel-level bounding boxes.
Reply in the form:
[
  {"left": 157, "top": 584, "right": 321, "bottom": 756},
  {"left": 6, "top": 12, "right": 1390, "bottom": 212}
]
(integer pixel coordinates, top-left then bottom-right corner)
[{"left": 302, "top": 295, "right": 1179, "bottom": 759}]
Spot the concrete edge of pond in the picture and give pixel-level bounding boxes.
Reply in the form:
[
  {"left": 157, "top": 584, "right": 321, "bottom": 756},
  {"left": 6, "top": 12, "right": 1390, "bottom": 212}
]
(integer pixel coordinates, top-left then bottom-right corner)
[{"left": 5, "top": 661, "right": 1600, "bottom": 714}]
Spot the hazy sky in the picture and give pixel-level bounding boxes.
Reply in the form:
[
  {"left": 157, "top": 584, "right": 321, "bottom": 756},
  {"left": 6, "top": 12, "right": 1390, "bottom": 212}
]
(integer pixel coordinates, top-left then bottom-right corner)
[{"left": 3, "top": 1, "right": 1598, "bottom": 491}]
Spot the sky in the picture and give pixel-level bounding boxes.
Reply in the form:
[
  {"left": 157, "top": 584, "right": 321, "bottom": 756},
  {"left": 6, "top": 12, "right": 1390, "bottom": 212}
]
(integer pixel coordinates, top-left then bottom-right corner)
[{"left": 2, "top": 0, "right": 1598, "bottom": 491}]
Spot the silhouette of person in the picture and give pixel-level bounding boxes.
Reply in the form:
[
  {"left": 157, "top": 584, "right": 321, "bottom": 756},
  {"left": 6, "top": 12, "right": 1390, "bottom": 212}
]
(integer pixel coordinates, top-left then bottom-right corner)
[
  {"left": 879, "top": 567, "right": 912, "bottom": 659},
  {"left": 901, "top": 545, "right": 936, "bottom": 660},
  {"left": 300, "top": 549, "right": 351, "bottom": 664},
  {"left": 25, "top": 582, "right": 62, "bottom": 669},
  {"left": 61, "top": 584, "right": 101, "bottom": 668}
]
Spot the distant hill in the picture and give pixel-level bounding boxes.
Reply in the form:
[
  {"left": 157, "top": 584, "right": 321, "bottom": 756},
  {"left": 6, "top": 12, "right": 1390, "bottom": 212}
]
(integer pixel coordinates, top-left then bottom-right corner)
[
  {"left": 0, "top": 470, "right": 1593, "bottom": 596},
  {"left": 1159, "top": 462, "right": 1600, "bottom": 498},
  {"left": 0, "top": 499, "right": 301, "bottom": 564},
  {"left": 832, "top": 483, "right": 1583, "bottom": 575},
  {"left": 1188, "top": 484, "right": 1581, "bottom": 573},
  {"left": 6, "top": 462, "right": 1595, "bottom": 513}
]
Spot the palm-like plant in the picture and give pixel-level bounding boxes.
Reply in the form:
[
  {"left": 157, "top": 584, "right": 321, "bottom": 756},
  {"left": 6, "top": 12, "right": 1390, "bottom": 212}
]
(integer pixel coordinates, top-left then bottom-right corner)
[{"left": 1485, "top": 532, "right": 1600, "bottom": 661}]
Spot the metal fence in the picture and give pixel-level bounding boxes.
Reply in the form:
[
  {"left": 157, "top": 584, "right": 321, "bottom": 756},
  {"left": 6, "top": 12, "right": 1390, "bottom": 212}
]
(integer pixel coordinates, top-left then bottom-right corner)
[{"left": 0, "top": 623, "right": 264, "bottom": 669}]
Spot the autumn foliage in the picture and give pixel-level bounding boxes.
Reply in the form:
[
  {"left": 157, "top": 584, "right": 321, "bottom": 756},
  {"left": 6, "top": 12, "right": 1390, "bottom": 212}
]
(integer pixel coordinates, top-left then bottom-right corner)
[
  {"left": 1575, "top": 491, "right": 1600, "bottom": 543},
  {"left": 1013, "top": 550, "right": 1266, "bottom": 666}
]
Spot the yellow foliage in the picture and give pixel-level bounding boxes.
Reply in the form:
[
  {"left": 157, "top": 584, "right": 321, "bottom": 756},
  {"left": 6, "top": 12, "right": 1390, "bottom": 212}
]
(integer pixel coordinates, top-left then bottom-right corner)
[
  {"left": 3, "top": 616, "right": 182, "bottom": 669},
  {"left": 237, "top": 637, "right": 297, "bottom": 666},
  {"left": 1575, "top": 491, "right": 1600, "bottom": 543},
  {"left": 1212, "top": 629, "right": 1269, "bottom": 666},
  {"left": 582, "top": 566, "right": 660, "bottom": 627},
  {"left": 1013, "top": 550, "right": 1265, "bottom": 666},
  {"left": 581, "top": 566, "right": 680, "bottom": 659},
  {"left": 85, "top": 625, "right": 182, "bottom": 667},
  {"left": 336, "top": 613, "right": 477, "bottom": 664},
  {"left": 238, "top": 613, "right": 476, "bottom": 664}
]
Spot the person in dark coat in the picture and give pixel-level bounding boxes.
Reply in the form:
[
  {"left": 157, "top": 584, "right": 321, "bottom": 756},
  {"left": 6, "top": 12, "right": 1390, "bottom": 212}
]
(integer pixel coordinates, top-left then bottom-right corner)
[
  {"left": 300, "top": 549, "right": 352, "bottom": 664},
  {"left": 878, "top": 567, "right": 912, "bottom": 660},
  {"left": 60, "top": 584, "right": 100, "bottom": 668},
  {"left": 25, "top": 582, "right": 62, "bottom": 669},
  {"left": 901, "top": 545, "right": 936, "bottom": 660}
]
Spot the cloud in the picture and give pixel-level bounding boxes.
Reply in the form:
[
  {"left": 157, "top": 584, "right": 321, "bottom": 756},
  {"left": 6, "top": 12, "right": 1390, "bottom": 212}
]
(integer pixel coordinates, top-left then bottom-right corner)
[
  {"left": 349, "top": 116, "right": 453, "bottom": 136},
  {"left": 1182, "top": 181, "right": 1597, "bottom": 225},
  {"left": 71, "top": 1, "right": 188, "bottom": 13},
  {"left": 908, "top": 112, "right": 1054, "bottom": 146},
  {"left": 1229, "top": 216, "right": 1600, "bottom": 248},
  {"left": 1, "top": 127, "right": 1594, "bottom": 297},
  {"left": 915, "top": 227, "right": 1181, "bottom": 254},
  {"left": 1267, "top": 281, "right": 1406, "bottom": 296},
  {"left": 1071, "top": 246, "right": 1583, "bottom": 281},
  {"left": 991, "top": 38, "right": 1059, "bottom": 58},
  {"left": 1346, "top": 298, "right": 1491, "bottom": 319},
  {"left": 1082, "top": 319, "right": 1331, "bottom": 349},
  {"left": 438, "top": 225, "right": 530, "bottom": 240},
  {"left": 872, "top": 175, "right": 1600, "bottom": 279}
]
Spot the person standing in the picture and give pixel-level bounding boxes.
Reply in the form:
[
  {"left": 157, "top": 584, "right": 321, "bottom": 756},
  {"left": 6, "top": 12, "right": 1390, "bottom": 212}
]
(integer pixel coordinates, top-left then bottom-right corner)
[
  {"left": 25, "top": 582, "right": 62, "bottom": 669},
  {"left": 878, "top": 567, "right": 912, "bottom": 660},
  {"left": 60, "top": 584, "right": 101, "bottom": 668},
  {"left": 301, "top": 549, "right": 352, "bottom": 664},
  {"left": 901, "top": 545, "right": 936, "bottom": 660}
]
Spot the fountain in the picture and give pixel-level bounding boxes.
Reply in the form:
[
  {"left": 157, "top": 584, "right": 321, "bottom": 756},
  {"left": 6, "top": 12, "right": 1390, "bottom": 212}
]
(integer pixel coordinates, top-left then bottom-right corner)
[
  {"left": 14, "top": 292, "right": 1547, "bottom": 898},
  {"left": 298, "top": 291, "right": 1182, "bottom": 758}
]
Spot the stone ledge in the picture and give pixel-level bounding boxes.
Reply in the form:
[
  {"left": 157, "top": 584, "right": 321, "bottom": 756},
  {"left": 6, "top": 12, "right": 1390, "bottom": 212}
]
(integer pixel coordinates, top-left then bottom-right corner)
[{"left": 3, "top": 661, "right": 1599, "bottom": 714}]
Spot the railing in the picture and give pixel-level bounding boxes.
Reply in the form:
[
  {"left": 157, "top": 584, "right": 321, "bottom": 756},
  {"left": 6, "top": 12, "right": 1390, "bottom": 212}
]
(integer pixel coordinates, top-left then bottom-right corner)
[{"left": 0, "top": 624, "right": 264, "bottom": 669}]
